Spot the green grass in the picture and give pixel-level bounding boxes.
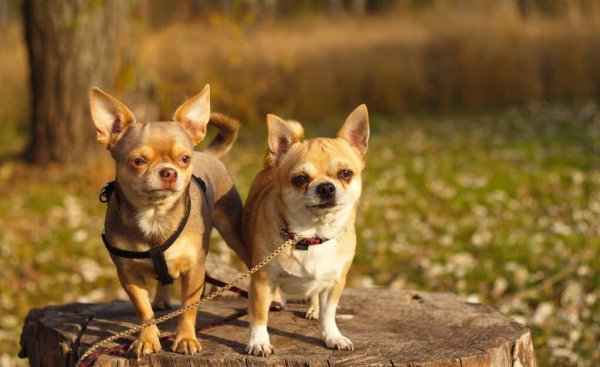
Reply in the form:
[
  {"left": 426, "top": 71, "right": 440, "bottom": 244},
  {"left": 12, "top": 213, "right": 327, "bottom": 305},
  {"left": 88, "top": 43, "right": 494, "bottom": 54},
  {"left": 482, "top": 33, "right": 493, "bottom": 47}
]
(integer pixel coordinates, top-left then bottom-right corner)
[{"left": 1, "top": 104, "right": 599, "bottom": 366}]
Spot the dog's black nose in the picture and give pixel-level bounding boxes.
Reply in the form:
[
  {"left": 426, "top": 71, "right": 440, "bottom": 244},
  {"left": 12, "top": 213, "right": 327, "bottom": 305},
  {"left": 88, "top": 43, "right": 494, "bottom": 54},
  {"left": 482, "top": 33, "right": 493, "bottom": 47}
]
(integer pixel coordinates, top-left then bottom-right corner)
[
  {"left": 316, "top": 182, "right": 336, "bottom": 198},
  {"left": 159, "top": 168, "right": 178, "bottom": 183}
]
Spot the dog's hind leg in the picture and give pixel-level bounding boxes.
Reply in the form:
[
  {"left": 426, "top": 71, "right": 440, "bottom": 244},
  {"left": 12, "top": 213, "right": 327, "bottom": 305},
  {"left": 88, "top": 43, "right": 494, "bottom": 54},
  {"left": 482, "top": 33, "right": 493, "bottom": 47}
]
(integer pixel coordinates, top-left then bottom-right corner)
[
  {"left": 152, "top": 282, "right": 172, "bottom": 310},
  {"left": 305, "top": 294, "right": 319, "bottom": 319},
  {"left": 212, "top": 186, "right": 252, "bottom": 268},
  {"left": 270, "top": 286, "right": 286, "bottom": 311}
]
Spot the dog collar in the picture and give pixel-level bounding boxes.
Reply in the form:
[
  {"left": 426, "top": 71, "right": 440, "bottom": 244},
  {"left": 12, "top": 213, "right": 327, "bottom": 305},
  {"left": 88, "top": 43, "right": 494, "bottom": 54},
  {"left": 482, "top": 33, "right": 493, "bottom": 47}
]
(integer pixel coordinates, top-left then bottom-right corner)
[
  {"left": 99, "top": 175, "right": 207, "bottom": 285},
  {"left": 279, "top": 228, "right": 329, "bottom": 251}
]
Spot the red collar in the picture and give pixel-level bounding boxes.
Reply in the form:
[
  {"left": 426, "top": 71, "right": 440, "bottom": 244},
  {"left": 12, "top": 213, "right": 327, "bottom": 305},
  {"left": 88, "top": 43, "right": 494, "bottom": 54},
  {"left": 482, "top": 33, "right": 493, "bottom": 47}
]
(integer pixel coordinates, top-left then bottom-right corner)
[{"left": 279, "top": 228, "right": 329, "bottom": 251}]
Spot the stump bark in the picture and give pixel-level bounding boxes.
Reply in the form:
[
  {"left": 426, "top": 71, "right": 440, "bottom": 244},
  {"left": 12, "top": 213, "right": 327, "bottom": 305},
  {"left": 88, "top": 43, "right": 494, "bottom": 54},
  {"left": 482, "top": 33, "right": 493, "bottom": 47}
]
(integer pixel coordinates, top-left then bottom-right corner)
[{"left": 19, "top": 289, "right": 536, "bottom": 367}]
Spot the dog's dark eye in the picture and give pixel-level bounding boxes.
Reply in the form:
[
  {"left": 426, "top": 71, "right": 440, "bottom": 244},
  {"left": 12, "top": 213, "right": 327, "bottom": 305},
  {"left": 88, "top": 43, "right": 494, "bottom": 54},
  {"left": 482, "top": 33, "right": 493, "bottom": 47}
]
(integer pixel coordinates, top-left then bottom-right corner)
[
  {"left": 180, "top": 155, "right": 191, "bottom": 164},
  {"left": 291, "top": 175, "right": 309, "bottom": 187},
  {"left": 133, "top": 158, "right": 146, "bottom": 166},
  {"left": 338, "top": 169, "right": 354, "bottom": 180}
]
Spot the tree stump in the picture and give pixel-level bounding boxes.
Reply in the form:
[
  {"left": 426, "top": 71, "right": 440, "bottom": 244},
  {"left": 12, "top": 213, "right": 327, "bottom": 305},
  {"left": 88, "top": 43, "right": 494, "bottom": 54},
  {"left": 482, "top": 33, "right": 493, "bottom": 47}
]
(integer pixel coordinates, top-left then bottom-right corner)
[{"left": 19, "top": 289, "right": 536, "bottom": 366}]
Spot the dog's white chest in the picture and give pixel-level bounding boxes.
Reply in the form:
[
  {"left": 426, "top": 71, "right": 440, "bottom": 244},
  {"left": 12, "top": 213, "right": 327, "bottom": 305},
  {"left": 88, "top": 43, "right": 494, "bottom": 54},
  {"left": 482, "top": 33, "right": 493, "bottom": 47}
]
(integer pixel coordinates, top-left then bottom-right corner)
[{"left": 276, "top": 239, "right": 344, "bottom": 297}]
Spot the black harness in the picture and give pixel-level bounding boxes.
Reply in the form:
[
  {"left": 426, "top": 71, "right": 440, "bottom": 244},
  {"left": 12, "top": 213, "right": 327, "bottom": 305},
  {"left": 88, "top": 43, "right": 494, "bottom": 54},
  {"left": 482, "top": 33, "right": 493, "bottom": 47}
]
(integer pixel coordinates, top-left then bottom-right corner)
[{"left": 99, "top": 175, "right": 207, "bottom": 285}]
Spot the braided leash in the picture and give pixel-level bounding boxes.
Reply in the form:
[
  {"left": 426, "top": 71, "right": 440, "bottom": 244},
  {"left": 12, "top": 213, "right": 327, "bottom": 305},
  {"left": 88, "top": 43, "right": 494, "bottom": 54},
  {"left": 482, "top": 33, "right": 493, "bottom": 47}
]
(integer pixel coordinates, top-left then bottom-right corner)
[
  {"left": 78, "top": 308, "right": 249, "bottom": 367},
  {"left": 76, "top": 238, "right": 294, "bottom": 367}
]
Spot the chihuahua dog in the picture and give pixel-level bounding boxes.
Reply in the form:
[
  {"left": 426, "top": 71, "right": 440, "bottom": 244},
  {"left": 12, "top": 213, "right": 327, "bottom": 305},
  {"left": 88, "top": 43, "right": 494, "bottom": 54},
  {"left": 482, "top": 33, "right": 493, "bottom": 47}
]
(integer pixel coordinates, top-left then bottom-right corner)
[
  {"left": 243, "top": 105, "right": 369, "bottom": 356},
  {"left": 89, "top": 85, "right": 251, "bottom": 357}
]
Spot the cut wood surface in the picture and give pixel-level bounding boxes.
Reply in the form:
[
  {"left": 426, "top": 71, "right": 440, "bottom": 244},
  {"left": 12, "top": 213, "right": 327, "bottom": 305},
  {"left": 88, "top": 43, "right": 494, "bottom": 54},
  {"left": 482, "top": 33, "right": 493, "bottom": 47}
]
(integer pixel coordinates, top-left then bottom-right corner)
[{"left": 19, "top": 288, "right": 536, "bottom": 367}]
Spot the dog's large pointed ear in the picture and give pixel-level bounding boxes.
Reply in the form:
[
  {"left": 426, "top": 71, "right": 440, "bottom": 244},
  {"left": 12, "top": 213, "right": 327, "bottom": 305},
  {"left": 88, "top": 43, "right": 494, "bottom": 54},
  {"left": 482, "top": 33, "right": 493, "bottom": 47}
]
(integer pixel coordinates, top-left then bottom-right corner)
[
  {"left": 89, "top": 87, "right": 136, "bottom": 149},
  {"left": 338, "top": 104, "right": 369, "bottom": 157},
  {"left": 174, "top": 84, "right": 210, "bottom": 145},
  {"left": 267, "top": 114, "right": 303, "bottom": 163}
]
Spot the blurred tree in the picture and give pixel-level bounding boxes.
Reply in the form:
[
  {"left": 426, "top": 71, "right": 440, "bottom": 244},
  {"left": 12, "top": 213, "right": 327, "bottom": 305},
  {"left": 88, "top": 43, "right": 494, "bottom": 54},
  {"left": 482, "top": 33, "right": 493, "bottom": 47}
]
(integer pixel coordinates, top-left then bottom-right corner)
[
  {"left": 517, "top": 0, "right": 533, "bottom": 18},
  {"left": 0, "top": 0, "right": 7, "bottom": 26},
  {"left": 0, "top": 0, "right": 20, "bottom": 26},
  {"left": 352, "top": 0, "right": 367, "bottom": 15},
  {"left": 23, "top": 0, "right": 126, "bottom": 165}
]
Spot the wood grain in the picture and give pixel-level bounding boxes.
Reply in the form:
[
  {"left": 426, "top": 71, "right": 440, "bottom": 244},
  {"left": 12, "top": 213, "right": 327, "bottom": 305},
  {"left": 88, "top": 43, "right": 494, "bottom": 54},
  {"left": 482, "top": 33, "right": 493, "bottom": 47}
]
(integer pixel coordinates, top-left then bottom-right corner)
[{"left": 19, "top": 289, "right": 537, "bottom": 367}]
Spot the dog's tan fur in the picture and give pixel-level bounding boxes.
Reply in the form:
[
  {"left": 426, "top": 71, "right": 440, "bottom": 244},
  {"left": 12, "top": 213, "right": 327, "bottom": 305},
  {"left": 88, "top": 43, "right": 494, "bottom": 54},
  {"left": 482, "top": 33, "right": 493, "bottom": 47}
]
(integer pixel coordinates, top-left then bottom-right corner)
[
  {"left": 243, "top": 105, "right": 369, "bottom": 356},
  {"left": 89, "top": 85, "right": 250, "bottom": 357}
]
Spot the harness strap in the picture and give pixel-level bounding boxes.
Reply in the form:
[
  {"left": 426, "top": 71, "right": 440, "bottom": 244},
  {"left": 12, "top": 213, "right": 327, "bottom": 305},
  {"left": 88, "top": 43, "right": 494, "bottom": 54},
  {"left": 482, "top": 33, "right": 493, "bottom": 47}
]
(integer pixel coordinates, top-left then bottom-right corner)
[
  {"left": 100, "top": 175, "right": 207, "bottom": 285},
  {"left": 149, "top": 246, "right": 175, "bottom": 285},
  {"left": 192, "top": 174, "right": 207, "bottom": 194}
]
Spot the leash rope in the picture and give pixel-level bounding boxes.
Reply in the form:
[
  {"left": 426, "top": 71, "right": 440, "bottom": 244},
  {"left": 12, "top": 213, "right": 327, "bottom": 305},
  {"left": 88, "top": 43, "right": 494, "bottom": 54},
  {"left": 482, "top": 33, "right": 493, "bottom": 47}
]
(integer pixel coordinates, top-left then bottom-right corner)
[
  {"left": 79, "top": 308, "right": 250, "bottom": 366},
  {"left": 76, "top": 238, "right": 294, "bottom": 367}
]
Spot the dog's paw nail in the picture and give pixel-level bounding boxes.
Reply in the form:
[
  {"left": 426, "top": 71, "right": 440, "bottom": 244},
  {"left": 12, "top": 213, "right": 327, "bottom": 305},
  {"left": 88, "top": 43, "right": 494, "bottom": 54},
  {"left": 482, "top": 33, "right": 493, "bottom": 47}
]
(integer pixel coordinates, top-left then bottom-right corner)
[
  {"left": 172, "top": 337, "right": 202, "bottom": 355},
  {"left": 304, "top": 308, "right": 319, "bottom": 319},
  {"left": 305, "top": 295, "right": 319, "bottom": 319},
  {"left": 129, "top": 338, "right": 162, "bottom": 358},
  {"left": 325, "top": 334, "right": 353, "bottom": 351},
  {"left": 246, "top": 343, "right": 274, "bottom": 357}
]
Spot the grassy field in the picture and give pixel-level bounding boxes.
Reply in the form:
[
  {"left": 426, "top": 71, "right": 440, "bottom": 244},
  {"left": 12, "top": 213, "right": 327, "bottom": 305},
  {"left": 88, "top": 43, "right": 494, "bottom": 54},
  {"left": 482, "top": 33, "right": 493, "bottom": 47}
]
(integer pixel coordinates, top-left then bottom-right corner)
[{"left": 1, "top": 103, "right": 599, "bottom": 366}]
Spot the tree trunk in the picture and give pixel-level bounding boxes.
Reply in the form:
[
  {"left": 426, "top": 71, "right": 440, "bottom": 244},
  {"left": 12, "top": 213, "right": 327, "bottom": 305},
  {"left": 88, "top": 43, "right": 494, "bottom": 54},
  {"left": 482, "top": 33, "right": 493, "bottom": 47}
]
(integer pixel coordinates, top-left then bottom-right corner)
[{"left": 23, "top": 0, "right": 125, "bottom": 165}]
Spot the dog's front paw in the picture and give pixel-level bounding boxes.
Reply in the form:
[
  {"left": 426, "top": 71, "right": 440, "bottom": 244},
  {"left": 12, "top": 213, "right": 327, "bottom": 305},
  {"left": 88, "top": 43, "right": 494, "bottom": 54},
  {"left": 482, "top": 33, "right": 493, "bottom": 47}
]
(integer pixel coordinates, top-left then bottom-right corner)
[
  {"left": 324, "top": 333, "right": 354, "bottom": 351},
  {"left": 129, "top": 325, "right": 161, "bottom": 357},
  {"left": 246, "top": 324, "right": 274, "bottom": 357},
  {"left": 172, "top": 334, "right": 202, "bottom": 355},
  {"left": 246, "top": 341, "right": 275, "bottom": 357}
]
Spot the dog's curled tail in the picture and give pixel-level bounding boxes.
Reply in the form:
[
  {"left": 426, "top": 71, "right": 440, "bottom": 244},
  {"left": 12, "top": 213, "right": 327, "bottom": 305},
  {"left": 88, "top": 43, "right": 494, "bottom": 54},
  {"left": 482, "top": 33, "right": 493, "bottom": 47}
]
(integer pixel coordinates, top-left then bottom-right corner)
[{"left": 205, "top": 112, "right": 240, "bottom": 158}]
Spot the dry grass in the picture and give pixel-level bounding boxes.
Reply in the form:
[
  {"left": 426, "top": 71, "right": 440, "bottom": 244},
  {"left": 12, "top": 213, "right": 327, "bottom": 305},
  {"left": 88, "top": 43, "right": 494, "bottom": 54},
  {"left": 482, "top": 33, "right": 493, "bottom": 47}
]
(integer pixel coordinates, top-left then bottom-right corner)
[
  {"left": 3, "top": 8, "right": 600, "bottom": 141},
  {"left": 128, "top": 8, "right": 600, "bottom": 124}
]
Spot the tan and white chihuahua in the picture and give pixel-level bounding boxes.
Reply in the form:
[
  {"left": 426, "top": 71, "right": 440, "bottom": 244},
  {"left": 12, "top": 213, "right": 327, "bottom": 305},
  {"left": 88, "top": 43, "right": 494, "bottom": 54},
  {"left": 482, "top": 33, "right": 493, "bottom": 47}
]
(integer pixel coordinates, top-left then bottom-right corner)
[
  {"left": 243, "top": 105, "right": 369, "bottom": 356},
  {"left": 89, "top": 85, "right": 251, "bottom": 357}
]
